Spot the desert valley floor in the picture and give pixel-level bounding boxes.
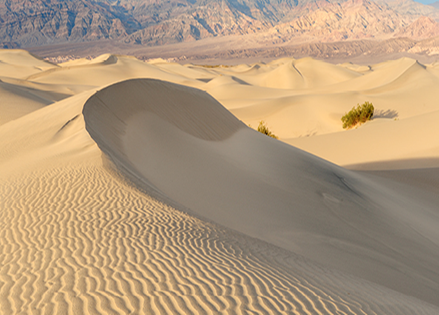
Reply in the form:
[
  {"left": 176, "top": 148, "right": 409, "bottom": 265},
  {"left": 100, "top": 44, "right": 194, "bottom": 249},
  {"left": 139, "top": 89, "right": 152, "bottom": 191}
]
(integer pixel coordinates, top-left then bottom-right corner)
[{"left": 1, "top": 49, "right": 439, "bottom": 314}]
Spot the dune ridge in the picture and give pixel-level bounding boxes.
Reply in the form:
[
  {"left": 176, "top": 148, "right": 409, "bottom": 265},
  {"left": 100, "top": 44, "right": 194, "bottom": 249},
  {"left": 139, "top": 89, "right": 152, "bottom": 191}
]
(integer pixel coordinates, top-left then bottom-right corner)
[{"left": 83, "top": 78, "right": 439, "bottom": 309}]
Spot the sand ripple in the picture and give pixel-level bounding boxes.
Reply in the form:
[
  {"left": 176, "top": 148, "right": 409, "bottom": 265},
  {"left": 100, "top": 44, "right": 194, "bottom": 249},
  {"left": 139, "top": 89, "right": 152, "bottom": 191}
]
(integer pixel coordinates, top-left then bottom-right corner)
[{"left": 1, "top": 164, "right": 438, "bottom": 314}]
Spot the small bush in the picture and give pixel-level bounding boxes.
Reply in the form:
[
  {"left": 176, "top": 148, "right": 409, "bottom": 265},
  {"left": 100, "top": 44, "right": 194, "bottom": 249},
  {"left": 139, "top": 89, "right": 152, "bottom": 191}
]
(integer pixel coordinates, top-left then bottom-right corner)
[
  {"left": 257, "top": 120, "right": 278, "bottom": 139},
  {"left": 341, "top": 102, "right": 374, "bottom": 129}
]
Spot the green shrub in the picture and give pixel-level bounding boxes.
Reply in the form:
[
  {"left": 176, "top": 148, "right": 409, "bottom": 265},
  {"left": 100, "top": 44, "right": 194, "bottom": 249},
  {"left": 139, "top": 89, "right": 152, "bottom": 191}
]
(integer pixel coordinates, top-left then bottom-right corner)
[
  {"left": 257, "top": 120, "right": 278, "bottom": 139},
  {"left": 341, "top": 102, "right": 374, "bottom": 129}
]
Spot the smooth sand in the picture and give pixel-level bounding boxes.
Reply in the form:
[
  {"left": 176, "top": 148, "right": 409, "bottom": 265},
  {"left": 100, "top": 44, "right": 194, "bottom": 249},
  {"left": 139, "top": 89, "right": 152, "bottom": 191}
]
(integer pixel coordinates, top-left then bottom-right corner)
[{"left": 1, "top": 49, "right": 439, "bottom": 314}]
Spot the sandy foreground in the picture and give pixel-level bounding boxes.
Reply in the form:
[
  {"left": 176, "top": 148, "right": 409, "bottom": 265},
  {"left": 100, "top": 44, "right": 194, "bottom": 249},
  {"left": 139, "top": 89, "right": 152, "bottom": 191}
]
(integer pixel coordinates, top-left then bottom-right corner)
[{"left": 1, "top": 49, "right": 439, "bottom": 314}]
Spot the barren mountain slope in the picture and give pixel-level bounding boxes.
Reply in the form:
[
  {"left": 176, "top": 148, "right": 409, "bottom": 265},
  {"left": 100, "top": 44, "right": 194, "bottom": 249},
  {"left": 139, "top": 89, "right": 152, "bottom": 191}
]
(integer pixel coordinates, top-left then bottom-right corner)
[
  {"left": 266, "top": 0, "right": 410, "bottom": 43},
  {"left": 0, "top": 0, "right": 141, "bottom": 47},
  {"left": 4, "top": 0, "right": 439, "bottom": 52},
  {"left": 396, "top": 16, "right": 439, "bottom": 39}
]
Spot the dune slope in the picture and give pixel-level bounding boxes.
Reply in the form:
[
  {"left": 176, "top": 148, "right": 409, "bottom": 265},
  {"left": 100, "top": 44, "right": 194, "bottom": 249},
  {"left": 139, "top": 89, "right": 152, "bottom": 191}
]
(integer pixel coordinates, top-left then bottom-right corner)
[{"left": 83, "top": 79, "right": 439, "bottom": 309}]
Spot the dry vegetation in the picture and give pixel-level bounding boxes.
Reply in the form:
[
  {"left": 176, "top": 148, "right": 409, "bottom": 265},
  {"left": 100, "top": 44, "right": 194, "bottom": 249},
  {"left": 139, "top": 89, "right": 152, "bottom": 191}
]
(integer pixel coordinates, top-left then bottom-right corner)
[
  {"left": 342, "top": 102, "right": 375, "bottom": 129},
  {"left": 257, "top": 120, "right": 279, "bottom": 139}
]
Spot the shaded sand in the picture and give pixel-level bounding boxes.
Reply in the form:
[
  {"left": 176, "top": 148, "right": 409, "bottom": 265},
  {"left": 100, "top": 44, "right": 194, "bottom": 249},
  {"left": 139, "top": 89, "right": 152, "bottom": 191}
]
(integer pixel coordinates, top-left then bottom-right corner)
[
  {"left": 83, "top": 78, "right": 439, "bottom": 309},
  {"left": 1, "top": 50, "right": 439, "bottom": 314}
]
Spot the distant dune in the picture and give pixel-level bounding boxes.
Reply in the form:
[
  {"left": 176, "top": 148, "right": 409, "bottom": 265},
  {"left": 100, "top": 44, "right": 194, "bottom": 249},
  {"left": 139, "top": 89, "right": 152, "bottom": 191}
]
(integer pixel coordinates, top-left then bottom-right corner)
[{"left": 1, "top": 49, "right": 439, "bottom": 314}]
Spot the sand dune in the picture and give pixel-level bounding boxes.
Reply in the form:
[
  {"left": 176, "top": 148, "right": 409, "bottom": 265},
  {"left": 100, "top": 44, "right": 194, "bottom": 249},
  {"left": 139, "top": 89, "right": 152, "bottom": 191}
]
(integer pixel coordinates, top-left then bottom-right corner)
[
  {"left": 26, "top": 55, "right": 196, "bottom": 92},
  {"left": 0, "top": 80, "right": 52, "bottom": 125},
  {"left": 191, "top": 58, "right": 439, "bottom": 168},
  {"left": 1, "top": 49, "right": 439, "bottom": 314},
  {"left": 287, "top": 109, "right": 439, "bottom": 169},
  {"left": 83, "top": 78, "right": 439, "bottom": 308},
  {"left": 0, "top": 50, "right": 57, "bottom": 79}
]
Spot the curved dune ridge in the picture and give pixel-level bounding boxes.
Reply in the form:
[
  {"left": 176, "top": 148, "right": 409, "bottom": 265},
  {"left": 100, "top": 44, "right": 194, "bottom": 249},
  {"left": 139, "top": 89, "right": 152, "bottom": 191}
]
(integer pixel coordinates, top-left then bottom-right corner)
[
  {"left": 84, "top": 79, "right": 244, "bottom": 142},
  {"left": 83, "top": 79, "right": 439, "bottom": 310}
]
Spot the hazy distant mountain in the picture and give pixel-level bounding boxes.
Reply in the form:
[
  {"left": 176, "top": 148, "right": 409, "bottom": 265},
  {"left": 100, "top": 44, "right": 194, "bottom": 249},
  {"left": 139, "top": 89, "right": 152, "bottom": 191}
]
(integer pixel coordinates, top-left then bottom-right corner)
[
  {"left": 428, "top": 1, "right": 439, "bottom": 9},
  {"left": 2, "top": 0, "right": 439, "bottom": 51},
  {"left": 377, "top": 0, "right": 439, "bottom": 18},
  {"left": 267, "top": 0, "right": 409, "bottom": 42}
]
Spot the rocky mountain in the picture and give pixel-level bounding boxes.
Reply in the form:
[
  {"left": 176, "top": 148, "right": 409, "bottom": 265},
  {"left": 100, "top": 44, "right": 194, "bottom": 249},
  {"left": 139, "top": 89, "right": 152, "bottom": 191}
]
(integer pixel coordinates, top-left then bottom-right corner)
[
  {"left": 2, "top": 0, "right": 439, "bottom": 57},
  {"left": 266, "top": 0, "right": 409, "bottom": 43},
  {"left": 106, "top": 0, "right": 302, "bottom": 45},
  {"left": 0, "top": 0, "right": 302, "bottom": 47},
  {"left": 121, "top": 1, "right": 271, "bottom": 45},
  {"left": 395, "top": 16, "right": 439, "bottom": 39},
  {"left": 0, "top": 0, "right": 139, "bottom": 47}
]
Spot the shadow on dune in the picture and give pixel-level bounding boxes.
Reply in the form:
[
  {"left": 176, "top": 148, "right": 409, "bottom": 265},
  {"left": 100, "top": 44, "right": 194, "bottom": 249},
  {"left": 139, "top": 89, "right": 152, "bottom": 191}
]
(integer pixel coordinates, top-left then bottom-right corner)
[
  {"left": 83, "top": 78, "right": 439, "bottom": 308},
  {"left": 374, "top": 109, "right": 399, "bottom": 119}
]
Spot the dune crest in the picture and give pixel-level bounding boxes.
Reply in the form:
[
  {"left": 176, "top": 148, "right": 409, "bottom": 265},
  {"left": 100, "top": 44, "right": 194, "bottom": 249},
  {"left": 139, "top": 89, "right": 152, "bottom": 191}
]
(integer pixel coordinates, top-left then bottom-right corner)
[{"left": 84, "top": 79, "right": 244, "bottom": 143}]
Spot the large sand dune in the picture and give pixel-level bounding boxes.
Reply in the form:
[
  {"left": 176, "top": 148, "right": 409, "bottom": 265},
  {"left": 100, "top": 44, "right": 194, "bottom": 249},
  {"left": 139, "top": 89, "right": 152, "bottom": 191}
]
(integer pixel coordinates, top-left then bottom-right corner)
[{"left": 1, "top": 49, "right": 439, "bottom": 314}]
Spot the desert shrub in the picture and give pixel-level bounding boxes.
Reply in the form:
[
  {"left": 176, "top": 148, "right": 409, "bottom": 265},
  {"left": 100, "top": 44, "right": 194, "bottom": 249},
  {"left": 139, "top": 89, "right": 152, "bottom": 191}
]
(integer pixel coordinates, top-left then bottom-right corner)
[
  {"left": 341, "top": 102, "right": 374, "bottom": 129},
  {"left": 257, "top": 120, "right": 278, "bottom": 139}
]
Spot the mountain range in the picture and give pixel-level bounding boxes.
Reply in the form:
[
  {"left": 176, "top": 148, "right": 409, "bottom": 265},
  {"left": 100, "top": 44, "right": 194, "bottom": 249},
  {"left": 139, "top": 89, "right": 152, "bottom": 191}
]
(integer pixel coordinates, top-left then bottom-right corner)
[{"left": 2, "top": 0, "right": 439, "bottom": 60}]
